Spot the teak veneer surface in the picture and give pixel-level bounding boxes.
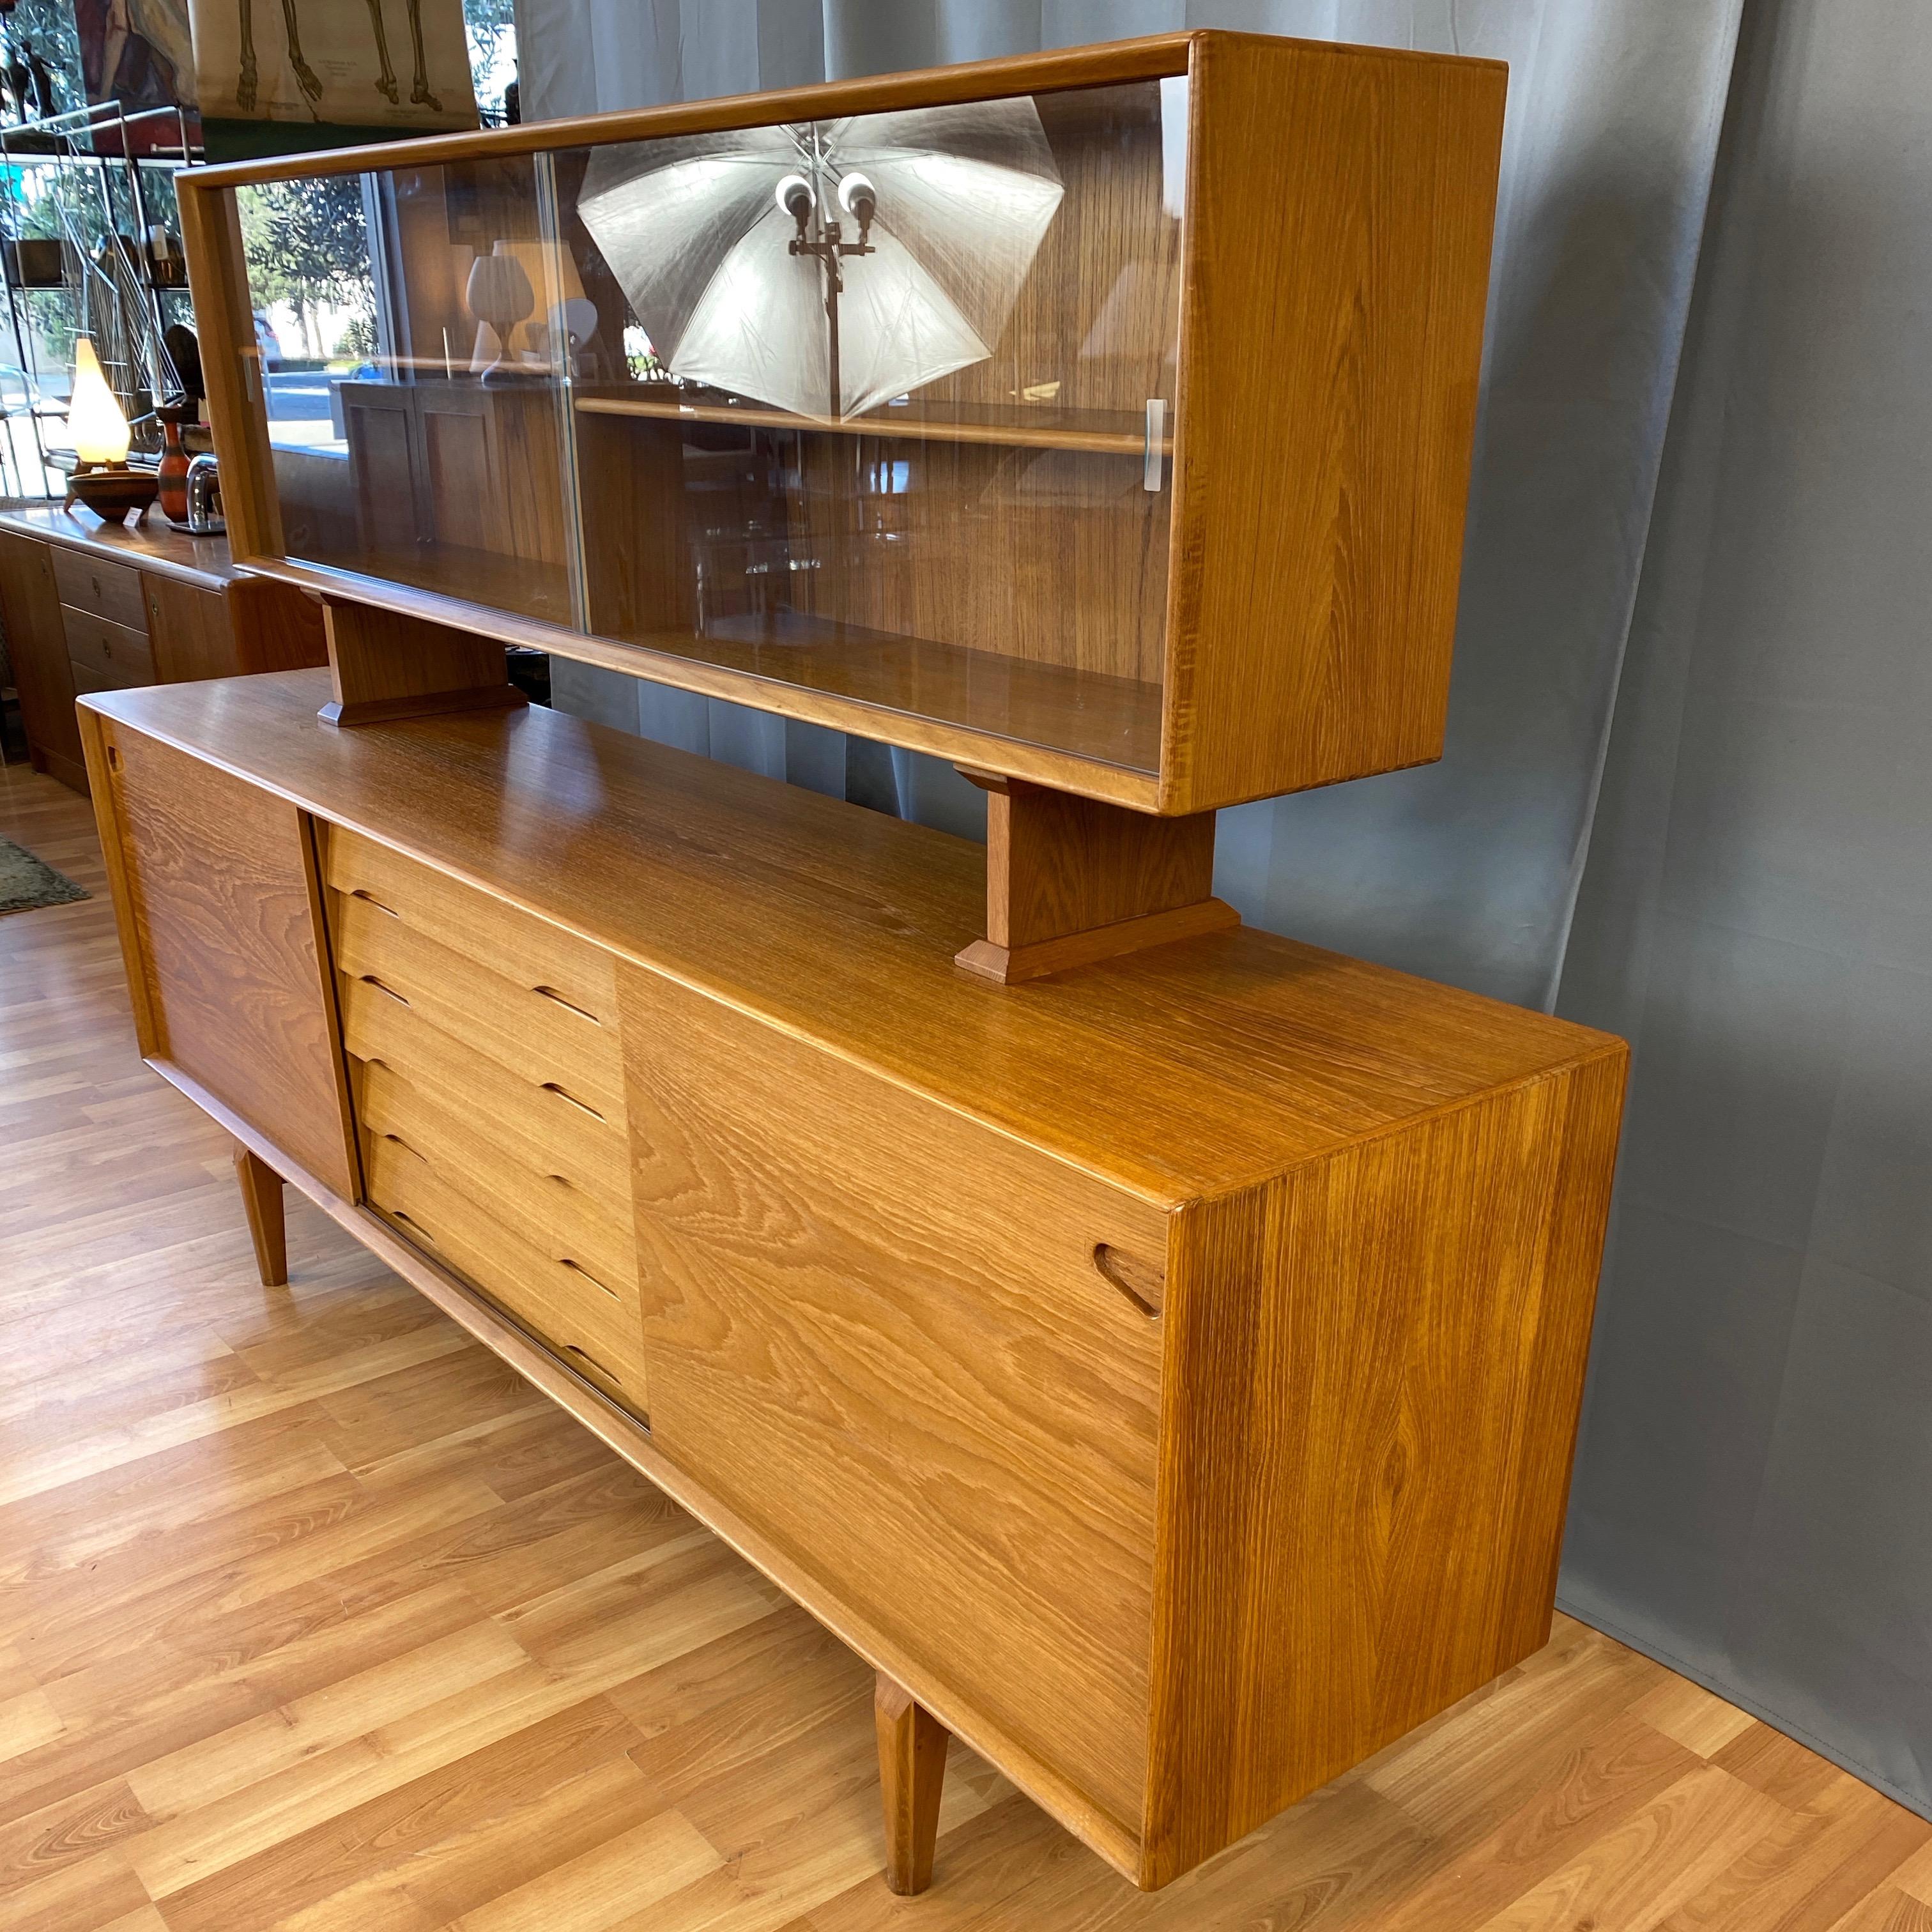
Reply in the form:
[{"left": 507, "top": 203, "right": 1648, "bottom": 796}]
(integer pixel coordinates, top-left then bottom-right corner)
[
  {"left": 83, "top": 670, "right": 1617, "bottom": 1205},
  {"left": 4, "top": 756, "right": 1926, "bottom": 1931}
]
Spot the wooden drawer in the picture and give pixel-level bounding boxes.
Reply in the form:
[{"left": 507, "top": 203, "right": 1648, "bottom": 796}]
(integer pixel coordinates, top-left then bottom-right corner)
[
  {"left": 50, "top": 546, "right": 146, "bottom": 628},
  {"left": 337, "top": 967, "right": 627, "bottom": 1206},
  {"left": 64, "top": 606, "right": 155, "bottom": 687},
  {"left": 620, "top": 963, "right": 1169, "bottom": 1834},
  {"left": 362, "top": 1123, "right": 647, "bottom": 1414},
  {"left": 332, "top": 884, "right": 622, "bottom": 1121},
  {"left": 355, "top": 1052, "right": 636, "bottom": 1298},
  {"left": 326, "top": 826, "right": 615, "bottom": 1025},
  {"left": 322, "top": 821, "right": 646, "bottom": 1416},
  {"left": 69, "top": 657, "right": 135, "bottom": 696}
]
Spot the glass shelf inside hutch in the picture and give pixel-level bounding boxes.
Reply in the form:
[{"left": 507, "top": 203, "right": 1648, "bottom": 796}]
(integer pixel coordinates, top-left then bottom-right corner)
[{"left": 237, "top": 75, "right": 1183, "bottom": 775}]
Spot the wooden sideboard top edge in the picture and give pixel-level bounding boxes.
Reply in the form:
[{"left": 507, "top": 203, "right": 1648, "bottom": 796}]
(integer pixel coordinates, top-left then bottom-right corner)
[
  {"left": 0, "top": 502, "right": 239, "bottom": 592},
  {"left": 82, "top": 670, "right": 1618, "bottom": 1204}
]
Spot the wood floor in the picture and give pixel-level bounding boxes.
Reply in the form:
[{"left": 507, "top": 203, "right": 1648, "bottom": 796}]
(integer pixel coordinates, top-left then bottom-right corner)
[{"left": 3, "top": 753, "right": 1929, "bottom": 1932}]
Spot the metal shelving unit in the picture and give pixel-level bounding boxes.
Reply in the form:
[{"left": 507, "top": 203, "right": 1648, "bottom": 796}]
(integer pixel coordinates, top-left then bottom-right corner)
[{"left": 0, "top": 99, "right": 201, "bottom": 498}]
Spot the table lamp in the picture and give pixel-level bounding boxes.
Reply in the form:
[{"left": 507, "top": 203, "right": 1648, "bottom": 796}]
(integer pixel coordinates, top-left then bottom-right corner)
[{"left": 63, "top": 337, "right": 157, "bottom": 523}]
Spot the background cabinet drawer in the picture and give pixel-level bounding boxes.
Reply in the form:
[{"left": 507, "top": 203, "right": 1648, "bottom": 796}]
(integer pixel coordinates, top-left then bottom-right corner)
[
  {"left": 50, "top": 546, "right": 146, "bottom": 627},
  {"left": 620, "top": 963, "right": 1170, "bottom": 1837},
  {"left": 64, "top": 606, "right": 155, "bottom": 687}
]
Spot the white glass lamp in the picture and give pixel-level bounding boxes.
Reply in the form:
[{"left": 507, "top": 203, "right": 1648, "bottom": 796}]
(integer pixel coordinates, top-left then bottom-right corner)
[{"left": 63, "top": 337, "right": 155, "bottom": 523}]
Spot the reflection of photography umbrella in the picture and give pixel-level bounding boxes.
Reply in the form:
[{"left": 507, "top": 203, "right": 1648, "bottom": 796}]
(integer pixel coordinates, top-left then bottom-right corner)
[{"left": 578, "top": 98, "right": 1064, "bottom": 420}]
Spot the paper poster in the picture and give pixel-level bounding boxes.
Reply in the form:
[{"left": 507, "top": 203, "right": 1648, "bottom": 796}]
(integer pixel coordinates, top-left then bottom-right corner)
[
  {"left": 76, "top": 0, "right": 198, "bottom": 112},
  {"left": 187, "top": 0, "right": 477, "bottom": 130}
]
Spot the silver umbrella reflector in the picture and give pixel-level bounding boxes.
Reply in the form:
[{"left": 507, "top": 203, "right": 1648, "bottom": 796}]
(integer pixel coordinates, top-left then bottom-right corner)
[{"left": 577, "top": 97, "right": 1065, "bottom": 420}]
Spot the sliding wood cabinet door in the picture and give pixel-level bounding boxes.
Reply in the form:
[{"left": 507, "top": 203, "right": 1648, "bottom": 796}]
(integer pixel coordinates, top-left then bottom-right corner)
[{"left": 89, "top": 717, "right": 357, "bottom": 1197}]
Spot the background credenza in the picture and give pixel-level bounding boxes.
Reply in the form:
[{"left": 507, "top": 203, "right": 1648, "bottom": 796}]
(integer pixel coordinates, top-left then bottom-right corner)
[
  {"left": 0, "top": 503, "right": 326, "bottom": 792},
  {"left": 79, "top": 669, "right": 1626, "bottom": 1895}
]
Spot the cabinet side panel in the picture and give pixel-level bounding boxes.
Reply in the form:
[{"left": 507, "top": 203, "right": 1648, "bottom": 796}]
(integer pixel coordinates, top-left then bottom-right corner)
[
  {"left": 1143, "top": 1048, "right": 1627, "bottom": 1883},
  {"left": 620, "top": 963, "right": 1165, "bottom": 1843},
  {"left": 1162, "top": 39, "right": 1506, "bottom": 811},
  {"left": 98, "top": 720, "right": 356, "bottom": 1196},
  {"left": 0, "top": 530, "right": 86, "bottom": 787}
]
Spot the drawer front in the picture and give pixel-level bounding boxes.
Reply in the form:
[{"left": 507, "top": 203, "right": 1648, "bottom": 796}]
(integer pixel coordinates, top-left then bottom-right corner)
[
  {"left": 620, "top": 963, "right": 1169, "bottom": 1836},
  {"left": 64, "top": 606, "right": 156, "bottom": 687},
  {"left": 50, "top": 546, "right": 146, "bottom": 628},
  {"left": 355, "top": 1052, "right": 636, "bottom": 1298},
  {"left": 363, "top": 1123, "right": 647, "bottom": 1413},
  {"left": 321, "top": 824, "right": 646, "bottom": 1419},
  {"left": 326, "top": 826, "right": 615, "bottom": 1025},
  {"left": 332, "top": 885, "right": 622, "bottom": 1121},
  {"left": 338, "top": 974, "right": 627, "bottom": 1205},
  {"left": 68, "top": 657, "right": 133, "bottom": 697}
]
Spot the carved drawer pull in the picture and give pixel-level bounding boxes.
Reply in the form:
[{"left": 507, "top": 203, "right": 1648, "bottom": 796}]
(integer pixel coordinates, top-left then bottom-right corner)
[
  {"left": 390, "top": 1206, "right": 436, "bottom": 1245},
  {"left": 542, "top": 1081, "right": 606, "bottom": 1123},
  {"left": 564, "top": 1340, "right": 625, "bottom": 1388},
  {"left": 533, "top": 985, "right": 602, "bottom": 1024},
  {"left": 560, "top": 1257, "right": 618, "bottom": 1301},
  {"left": 349, "top": 886, "right": 399, "bottom": 917},
  {"left": 359, "top": 973, "right": 410, "bottom": 1006},
  {"left": 1093, "top": 1243, "right": 1164, "bottom": 1317}
]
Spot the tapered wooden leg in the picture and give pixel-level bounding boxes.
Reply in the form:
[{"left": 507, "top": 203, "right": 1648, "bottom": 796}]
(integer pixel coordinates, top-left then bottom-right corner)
[
  {"left": 875, "top": 1671, "right": 947, "bottom": 1895},
  {"left": 233, "top": 1140, "right": 288, "bottom": 1287}
]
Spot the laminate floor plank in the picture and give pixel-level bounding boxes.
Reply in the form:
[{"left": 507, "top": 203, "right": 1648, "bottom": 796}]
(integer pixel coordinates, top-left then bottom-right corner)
[{"left": 1, "top": 759, "right": 1923, "bottom": 1931}]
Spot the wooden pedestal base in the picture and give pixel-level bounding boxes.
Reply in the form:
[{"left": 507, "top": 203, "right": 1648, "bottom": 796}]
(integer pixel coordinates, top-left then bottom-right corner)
[
  {"left": 876, "top": 1671, "right": 949, "bottom": 1895},
  {"left": 319, "top": 599, "right": 525, "bottom": 728},
  {"left": 954, "top": 771, "right": 1238, "bottom": 983},
  {"left": 232, "top": 1138, "right": 288, "bottom": 1287}
]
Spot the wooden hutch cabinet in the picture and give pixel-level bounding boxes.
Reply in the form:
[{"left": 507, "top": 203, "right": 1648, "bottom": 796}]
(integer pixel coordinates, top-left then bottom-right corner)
[{"left": 79, "top": 30, "right": 1627, "bottom": 1899}]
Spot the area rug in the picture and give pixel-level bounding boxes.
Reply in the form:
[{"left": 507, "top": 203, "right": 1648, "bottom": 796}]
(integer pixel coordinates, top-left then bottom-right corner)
[{"left": 0, "top": 838, "right": 88, "bottom": 916}]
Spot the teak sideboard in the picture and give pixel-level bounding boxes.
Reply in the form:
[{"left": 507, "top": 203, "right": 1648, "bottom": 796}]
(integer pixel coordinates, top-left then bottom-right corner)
[
  {"left": 79, "top": 671, "right": 1625, "bottom": 1894},
  {"left": 0, "top": 504, "right": 326, "bottom": 793}
]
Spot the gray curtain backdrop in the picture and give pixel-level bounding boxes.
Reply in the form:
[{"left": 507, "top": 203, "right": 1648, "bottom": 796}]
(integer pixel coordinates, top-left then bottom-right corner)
[
  {"left": 514, "top": 0, "right": 1932, "bottom": 1821},
  {"left": 1556, "top": 0, "right": 1932, "bottom": 1821}
]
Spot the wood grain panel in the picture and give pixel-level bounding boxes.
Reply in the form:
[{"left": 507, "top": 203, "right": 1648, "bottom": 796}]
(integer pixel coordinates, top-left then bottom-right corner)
[
  {"left": 1160, "top": 35, "right": 1507, "bottom": 811},
  {"left": 220, "top": 575, "right": 330, "bottom": 673},
  {"left": 0, "top": 527, "right": 85, "bottom": 788},
  {"left": 139, "top": 572, "right": 231, "bottom": 684},
  {"left": 89, "top": 719, "right": 355, "bottom": 1197},
  {"left": 321, "top": 598, "right": 521, "bottom": 727},
  {"left": 1141, "top": 1047, "right": 1628, "bottom": 1883},
  {"left": 620, "top": 962, "right": 1169, "bottom": 1839}
]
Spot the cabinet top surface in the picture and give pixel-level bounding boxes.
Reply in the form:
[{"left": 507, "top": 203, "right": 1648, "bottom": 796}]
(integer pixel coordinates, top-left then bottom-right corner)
[
  {"left": 84, "top": 671, "right": 1614, "bottom": 1205},
  {"left": 0, "top": 503, "right": 237, "bottom": 591}
]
